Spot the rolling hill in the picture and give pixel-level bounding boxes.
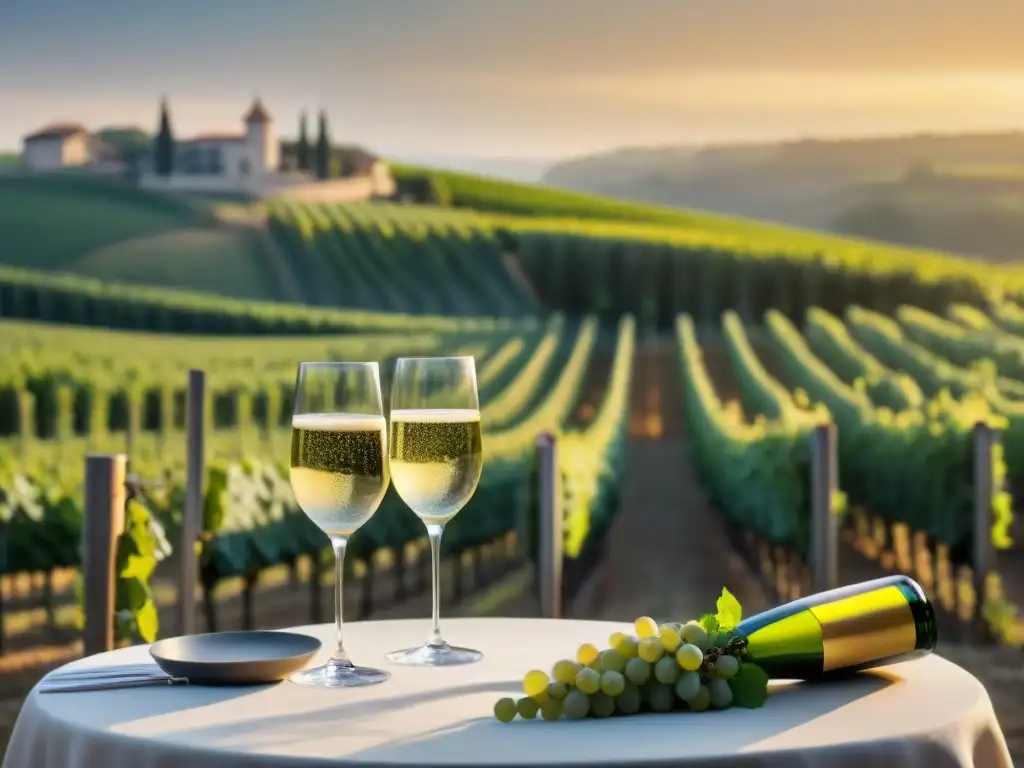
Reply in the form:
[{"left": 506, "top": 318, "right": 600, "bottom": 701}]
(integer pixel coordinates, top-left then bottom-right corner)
[
  {"left": 2, "top": 165, "right": 1024, "bottom": 337},
  {"left": 542, "top": 132, "right": 1024, "bottom": 263}
]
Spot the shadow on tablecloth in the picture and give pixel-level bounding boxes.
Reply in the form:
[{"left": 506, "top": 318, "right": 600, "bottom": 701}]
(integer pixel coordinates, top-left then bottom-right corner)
[{"left": 342, "top": 673, "right": 901, "bottom": 766}]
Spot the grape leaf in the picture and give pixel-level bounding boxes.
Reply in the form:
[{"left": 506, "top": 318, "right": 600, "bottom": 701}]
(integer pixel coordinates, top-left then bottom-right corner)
[
  {"left": 698, "top": 613, "right": 719, "bottom": 633},
  {"left": 135, "top": 599, "right": 159, "bottom": 643},
  {"left": 715, "top": 587, "right": 742, "bottom": 630},
  {"left": 729, "top": 663, "right": 769, "bottom": 709}
]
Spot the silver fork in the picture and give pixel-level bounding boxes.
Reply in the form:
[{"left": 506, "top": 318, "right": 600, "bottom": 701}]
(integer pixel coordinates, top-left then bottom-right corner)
[
  {"left": 39, "top": 674, "right": 189, "bottom": 694},
  {"left": 40, "top": 663, "right": 187, "bottom": 693},
  {"left": 46, "top": 663, "right": 165, "bottom": 681}
]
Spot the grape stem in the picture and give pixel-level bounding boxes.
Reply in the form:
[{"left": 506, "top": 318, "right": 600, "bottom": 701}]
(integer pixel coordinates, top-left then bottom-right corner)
[{"left": 700, "top": 635, "right": 748, "bottom": 674}]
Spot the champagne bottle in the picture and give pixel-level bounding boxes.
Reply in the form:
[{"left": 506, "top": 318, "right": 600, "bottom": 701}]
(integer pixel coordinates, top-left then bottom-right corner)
[{"left": 735, "top": 575, "right": 937, "bottom": 680}]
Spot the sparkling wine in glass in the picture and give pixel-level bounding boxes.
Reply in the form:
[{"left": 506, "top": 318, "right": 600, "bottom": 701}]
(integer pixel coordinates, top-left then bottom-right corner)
[
  {"left": 288, "top": 362, "right": 390, "bottom": 687},
  {"left": 386, "top": 356, "right": 484, "bottom": 666}
]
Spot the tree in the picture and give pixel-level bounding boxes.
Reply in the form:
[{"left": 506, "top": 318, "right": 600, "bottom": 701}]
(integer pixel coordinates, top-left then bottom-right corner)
[
  {"left": 314, "top": 110, "right": 330, "bottom": 180},
  {"left": 154, "top": 97, "right": 175, "bottom": 176},
  {"left": 297, "top": 112, "right": 310, "bottom": 172}
]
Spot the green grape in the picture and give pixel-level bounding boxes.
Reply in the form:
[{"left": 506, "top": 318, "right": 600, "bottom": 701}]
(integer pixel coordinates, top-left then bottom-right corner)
[
  {"left": 575, "top": 666, "right": 602, "bottom": 695},
  {"left": 624, "top": 656, "right": 652, "bottom": 684},
  {"left": 712, "top": 653, "right": 740, "bottom": 679},
  {"left": 634, "top": 616, "right": 659, "bottom": 639},
  {"left": 562, "top": 689, "right": 590, "bottom": 720},
  {"left": 608, "top": 631, "right": 628, "bottom": 648},
  {"left": 614, "top": 635, "right": 639, "bottom": 660},
  {"left": 616, "top": 682, "right": 642, "bottom": 715},
  {"left": 587, "top": 661, "right": 602, "bottom": 672},
  {"left": 600, "top": 670, "right": 625, "bottom": 697},
  {"left": 552, "top": 659, "right": 581, "bottom": 685},
  {"left": 524, "top": 669, "right": 549, "bottom": 700},
  {"left": 516, "top": 697, "right": 539, "bottom": 719},
  {"left": 674, "top": 670, "right": 701, "bottom": 702},
  {"left": 590, "top": 692, "right": 615, "bottom": 718},
  {"left": 675, "top": 643, "right": 703, "bottom": 672},
  {"left": 638, "top": 637, "right": 665, "bottom": 663},
  {"left": 648, "top": 683, "right": 675, "bottom": 713},
  {"left": 689, "top": 684, "right": 711, "bottom": 712},
  {"left": 658, "top": 625, "right": 682, "bottom": 653},
  {"left": 540, "top": 698, "right": 563, "bottom": 721},
  {"left": 681, "top": 622, "right": 711, "bottom": 652},
  {"left": 494, "top": 697, "right": 517, "bottom": 723},
  {"left": 708, "top": 677, "right": 733, "bottom": 709},
  {"left": 576, "top": 643, "right": 600, "bottom": 665},
  {"left": 548, "top": 682, "right": 568, "bottom": 700},
  {"left": 654, "top": 655, "right": 680, "bottom": 684},
  {"left": 598, "top": 649, "right": 626, "bottom": 673}
]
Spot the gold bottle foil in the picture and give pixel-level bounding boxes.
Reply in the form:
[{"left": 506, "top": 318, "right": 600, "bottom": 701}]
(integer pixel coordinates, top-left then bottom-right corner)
[{"left": 810, "top": 584, "right": 918, "bottom": 672}]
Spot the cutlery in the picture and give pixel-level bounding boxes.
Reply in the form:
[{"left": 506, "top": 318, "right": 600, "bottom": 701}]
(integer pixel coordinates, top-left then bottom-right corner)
[
  {"left": 46, "top": 664, "right": 165, "bottom": 681},
  {"left": 39, "top": 675, "right": 189, "bottom": 694}
]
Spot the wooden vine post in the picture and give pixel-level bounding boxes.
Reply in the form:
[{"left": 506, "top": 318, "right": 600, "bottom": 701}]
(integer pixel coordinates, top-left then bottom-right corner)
[
  {"left": 972, "top": 421, "right": 997, "bottom": 639},
  {"left": 82, "top": 454, "right": 127, "bottom": 656},
  {"left": 536, "top": 432, "right": 563, "bottom": 619},
  {"left": 180, "top": 369, "right": 206, "bottom": 637},
  {"left": 809, "top": 422, "right": 839, "bottom": 593}
]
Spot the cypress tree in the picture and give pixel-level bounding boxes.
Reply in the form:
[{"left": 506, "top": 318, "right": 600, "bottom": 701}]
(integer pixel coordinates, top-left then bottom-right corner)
[
  {"left": 154, "top": 97, "right": 175, "bottom": 176},
  {"left": 314, "top": 110, "right": 330, "bottom": 180},
  {"left": 297, "top": 112, "right": 310, "bottom": 171}
]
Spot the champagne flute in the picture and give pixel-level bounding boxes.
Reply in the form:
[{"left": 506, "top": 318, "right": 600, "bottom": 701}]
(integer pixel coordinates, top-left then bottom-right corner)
[
  {"left": 288, "top": 362, "right": 390, "bottom": 687},
  {"left": 385, "top": 356, "right": 484, "bottom": 666}
]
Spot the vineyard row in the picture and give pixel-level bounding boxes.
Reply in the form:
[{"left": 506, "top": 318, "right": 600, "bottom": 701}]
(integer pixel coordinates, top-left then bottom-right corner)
[{"left": 0, "top": 315, "right": 636, "bottom": 647}]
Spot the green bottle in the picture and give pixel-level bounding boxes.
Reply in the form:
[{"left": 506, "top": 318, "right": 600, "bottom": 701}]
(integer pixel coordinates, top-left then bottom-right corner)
[{"left": 735, "top": 575, "right": 937, "bottom": 680}]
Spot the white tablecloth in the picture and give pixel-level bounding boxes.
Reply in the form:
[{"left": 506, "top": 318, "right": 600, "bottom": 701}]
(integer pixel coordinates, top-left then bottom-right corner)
[{"left": 3, "top": 618, "right": 1012, "bottom": 767}]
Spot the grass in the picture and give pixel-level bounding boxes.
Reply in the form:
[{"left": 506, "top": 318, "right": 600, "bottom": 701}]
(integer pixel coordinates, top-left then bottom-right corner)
[
  {"left": 73, "top": 228, "right": 281, "bottom": 301},
  {"left": 0, "top": 174, "right": 208, "bottom": 271}
]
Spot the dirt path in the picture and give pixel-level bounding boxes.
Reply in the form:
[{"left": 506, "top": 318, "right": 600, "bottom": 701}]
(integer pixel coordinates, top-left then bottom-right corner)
[{"left": 573, "top": 335, "right": 770, "bottom": 624}]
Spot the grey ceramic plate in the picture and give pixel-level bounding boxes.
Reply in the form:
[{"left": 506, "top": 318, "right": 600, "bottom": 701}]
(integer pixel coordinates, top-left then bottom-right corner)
[{"left": 150, "top": 630, "right": 322, "bottom": 685}]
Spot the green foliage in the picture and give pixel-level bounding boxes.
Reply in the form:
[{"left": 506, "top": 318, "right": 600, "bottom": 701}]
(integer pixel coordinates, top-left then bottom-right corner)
[
  {"left": 561, "top": 316, "right": 634, "bottom": 557},
  {"left": 729, "top": 663, "right": 770, "bottom": 709},
  {"left": 677, "top": 315, "right": 815, "bottom": 556},
  {"left": 4, "top": 169, "right": 1024, "bottom": 334},
  {"left": 722, "top": 310, "right": 826, "bottom": 427},
  {"left": 0, "top": 316, "right": 628, "bottom": 624},
  {"left": 804, "top": 307, "right": 924, "bottom": 411},
  {"left": 154, "top": 98, "right": 175, "bottom": 177},
  {"left": 715, "top": 587, "right": 742, "bottom": 631},
  {"left": 765, "top": 309, "right": 1010, "bottom": 551},
  {"left": 114, "top": 498, "right": 171, "bottom": 644},
  {"left": 315, "top": 111, "right": 330, "bottom": 181},
  {"left": 296, "top": 112, "right": 310, "bottom": 172}
]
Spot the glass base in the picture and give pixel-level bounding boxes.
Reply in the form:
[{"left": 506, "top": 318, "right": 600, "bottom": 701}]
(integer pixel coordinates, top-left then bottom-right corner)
[
  {"left": 386, "top": 642, "right": 483, "bottom": 667},
  {"left": 289, "top": 660, "right": 390, "bottom": 688}
]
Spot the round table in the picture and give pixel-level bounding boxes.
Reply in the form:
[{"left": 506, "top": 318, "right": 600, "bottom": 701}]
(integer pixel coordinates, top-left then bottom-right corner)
[{"left": 3, "top": 618, "right": 1012, "bottom": 768}]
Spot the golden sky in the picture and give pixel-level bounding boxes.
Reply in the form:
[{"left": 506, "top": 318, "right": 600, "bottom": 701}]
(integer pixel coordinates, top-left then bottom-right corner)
[{"left": 3, "top": 0, "right": 1024, "bottom": 159}]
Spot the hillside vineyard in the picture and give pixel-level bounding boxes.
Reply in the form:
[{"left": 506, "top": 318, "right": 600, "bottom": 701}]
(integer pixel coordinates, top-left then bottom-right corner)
[
  {"left": 2, "top": 168, "right": 1024, "bottom": 649},
  {"left": 5, "top": 170, "right": 1024, "bottom": 336}
]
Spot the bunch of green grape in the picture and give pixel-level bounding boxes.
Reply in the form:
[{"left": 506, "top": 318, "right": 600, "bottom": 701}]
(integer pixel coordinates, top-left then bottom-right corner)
[{"left": 493, "top": 616, "right": 752, "bottom": 723}]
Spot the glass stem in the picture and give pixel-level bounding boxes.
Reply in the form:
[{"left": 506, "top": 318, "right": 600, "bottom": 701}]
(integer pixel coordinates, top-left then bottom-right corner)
[
  {"left": 427, "top": 523, "right": 446, "bottom": 647},
  {"left": 330, "top": 536, "right": 352, "bottom": 666}
]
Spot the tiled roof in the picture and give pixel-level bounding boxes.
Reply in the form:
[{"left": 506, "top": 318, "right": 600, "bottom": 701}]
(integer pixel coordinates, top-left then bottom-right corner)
[{"left": 24, "top": 123, "right": 88, "bottom": 142}]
